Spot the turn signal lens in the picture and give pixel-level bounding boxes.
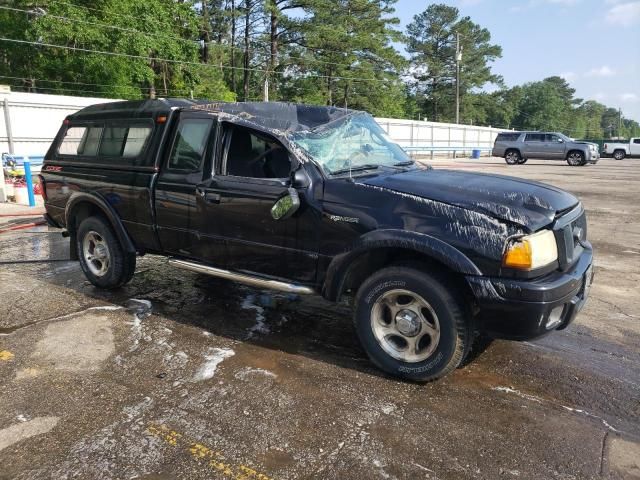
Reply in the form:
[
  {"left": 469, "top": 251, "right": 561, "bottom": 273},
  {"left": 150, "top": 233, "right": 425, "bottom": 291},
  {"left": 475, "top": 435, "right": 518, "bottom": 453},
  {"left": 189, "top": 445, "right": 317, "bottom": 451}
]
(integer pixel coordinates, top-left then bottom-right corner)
[
  {"left": 503, "top": 230, "right": 558, "bottom": 270},
  {"left": 503, "top": 240, "right": 532, "bottom": 269}
]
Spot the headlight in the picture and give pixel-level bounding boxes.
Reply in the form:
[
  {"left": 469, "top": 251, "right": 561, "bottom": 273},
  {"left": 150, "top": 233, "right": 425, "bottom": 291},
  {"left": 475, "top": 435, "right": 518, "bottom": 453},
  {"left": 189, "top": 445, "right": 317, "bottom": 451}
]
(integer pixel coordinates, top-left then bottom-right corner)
[{"left": 502, "top": 230, "right": 558, "bottom": 270}]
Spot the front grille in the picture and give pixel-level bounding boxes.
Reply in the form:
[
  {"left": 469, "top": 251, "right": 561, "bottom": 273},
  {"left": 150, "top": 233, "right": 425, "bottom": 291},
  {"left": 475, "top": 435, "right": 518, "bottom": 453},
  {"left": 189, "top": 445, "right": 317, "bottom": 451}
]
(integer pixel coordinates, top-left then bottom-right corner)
[{"left": 554, "top": 206, "right": 587, "bottom": 271}]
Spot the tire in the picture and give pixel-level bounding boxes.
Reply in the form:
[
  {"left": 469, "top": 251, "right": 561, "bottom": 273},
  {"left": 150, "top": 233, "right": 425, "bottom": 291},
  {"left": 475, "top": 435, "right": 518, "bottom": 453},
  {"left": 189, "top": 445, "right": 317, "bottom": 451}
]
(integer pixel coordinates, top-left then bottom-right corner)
[
  {"left": 504, "top": 150, "right": 521, "bottom": 165},
  {"left": 460, "top": 333, "right": 494, "bottom": 367},
  {"left": 567, "top": 151, "right": 585, "bottom": 166},
  {"left": 517, "top": 158, "right": 528, "bottom": 165},
  {"left": 76, "top": 216, "right": 136, "bottom": 289},
  {"left": 613, "top": 150, "right": 626, "bottom": 160},
  {"left": 353, "top": 267, "right": 471, "bottom": 382}
]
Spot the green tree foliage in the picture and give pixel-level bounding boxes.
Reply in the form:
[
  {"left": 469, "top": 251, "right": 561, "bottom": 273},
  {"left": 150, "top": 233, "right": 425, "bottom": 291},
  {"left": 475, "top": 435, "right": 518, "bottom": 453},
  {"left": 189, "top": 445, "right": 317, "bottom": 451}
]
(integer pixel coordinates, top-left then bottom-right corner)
[
  {"left": 283, "top": 0, "right": 408, "bottom": 117},
  {"left": 0, "top": 0, "right": 234, "bottom": 100},
  {"left": 406, "top": 3, "right": 502, "bottom": 122}
]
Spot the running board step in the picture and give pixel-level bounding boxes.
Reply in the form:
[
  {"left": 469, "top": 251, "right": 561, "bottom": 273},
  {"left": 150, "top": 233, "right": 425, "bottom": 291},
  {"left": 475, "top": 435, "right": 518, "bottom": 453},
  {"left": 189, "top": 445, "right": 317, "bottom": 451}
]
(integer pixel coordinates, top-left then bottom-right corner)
[{"left": 168, "top": 258, "right": 315, "bottom": 295}]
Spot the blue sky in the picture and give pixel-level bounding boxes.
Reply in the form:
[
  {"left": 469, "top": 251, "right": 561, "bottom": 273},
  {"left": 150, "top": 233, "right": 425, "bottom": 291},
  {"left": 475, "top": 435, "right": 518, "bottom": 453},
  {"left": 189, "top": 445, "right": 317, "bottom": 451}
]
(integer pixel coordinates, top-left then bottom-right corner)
[{"left": 393, "top": 0, "right": 640, "bottom": 121}]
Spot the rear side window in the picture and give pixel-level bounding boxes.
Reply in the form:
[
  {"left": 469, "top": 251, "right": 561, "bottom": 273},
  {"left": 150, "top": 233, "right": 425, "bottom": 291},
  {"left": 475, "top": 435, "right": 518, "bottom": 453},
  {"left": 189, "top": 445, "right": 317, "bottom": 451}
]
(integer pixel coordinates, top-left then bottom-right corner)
[
  {"left": 525, "top": 133, "right": 545, "bottom": 142},
  {"left": 168, "top": 118, "right": 213, "bottom": 171},
  {"left": 59, "top": 126, "right": 103, "bottom": 156},
  {"left": 99, "top": 125, "right": 152, "bottom": 157},
  {"left": 634, "top": 139, "right": 640, "bottom": 144},
  {"left": 496, "top": 133, "right": 520, "bottom": 142}
]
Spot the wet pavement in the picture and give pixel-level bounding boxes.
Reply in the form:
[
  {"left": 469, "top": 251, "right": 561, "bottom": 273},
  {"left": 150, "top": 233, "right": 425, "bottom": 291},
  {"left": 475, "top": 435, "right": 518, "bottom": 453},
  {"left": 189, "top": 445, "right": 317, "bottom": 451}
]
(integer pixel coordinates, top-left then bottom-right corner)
[{"left": 0, "top": 157, "right": 639, "bottom": 479}]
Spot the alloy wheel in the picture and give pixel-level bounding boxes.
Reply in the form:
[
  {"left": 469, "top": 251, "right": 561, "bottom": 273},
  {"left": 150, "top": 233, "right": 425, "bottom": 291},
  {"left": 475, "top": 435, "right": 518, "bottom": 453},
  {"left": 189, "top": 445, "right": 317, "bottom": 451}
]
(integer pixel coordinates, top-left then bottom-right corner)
[
  {"left": 82, "top": 230, "right": 111, "bottom": 277},
  {"left": 370, "top": 289, "right": 441, "bottom": 363}
]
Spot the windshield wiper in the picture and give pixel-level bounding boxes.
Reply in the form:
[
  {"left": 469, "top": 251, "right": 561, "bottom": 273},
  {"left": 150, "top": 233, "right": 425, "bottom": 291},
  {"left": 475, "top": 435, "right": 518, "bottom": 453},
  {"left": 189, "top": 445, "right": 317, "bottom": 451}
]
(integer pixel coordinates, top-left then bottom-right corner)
[
  {"left": 393, "top": 160, "right": 414, "bottom": 167},
  {"left": 330, "top": 164, "right": 380, "bottom": 176}
]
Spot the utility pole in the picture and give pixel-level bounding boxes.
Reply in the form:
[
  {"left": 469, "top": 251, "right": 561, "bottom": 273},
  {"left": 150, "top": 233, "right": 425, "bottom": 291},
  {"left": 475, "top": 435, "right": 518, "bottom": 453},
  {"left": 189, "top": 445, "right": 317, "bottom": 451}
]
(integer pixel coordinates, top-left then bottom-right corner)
[
  {"left": 619, "top": 108, "right": 622, "bottom": 138},
  {"left": 455, "top": 33, "right": 462, "bottom": 124}
]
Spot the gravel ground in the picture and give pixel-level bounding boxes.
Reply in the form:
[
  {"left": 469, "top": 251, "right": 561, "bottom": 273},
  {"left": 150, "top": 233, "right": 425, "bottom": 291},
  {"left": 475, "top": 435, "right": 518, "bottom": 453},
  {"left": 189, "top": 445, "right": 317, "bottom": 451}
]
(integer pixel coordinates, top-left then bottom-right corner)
[{"left": 0, "top": 157, "right": 638, "bottom": 480}]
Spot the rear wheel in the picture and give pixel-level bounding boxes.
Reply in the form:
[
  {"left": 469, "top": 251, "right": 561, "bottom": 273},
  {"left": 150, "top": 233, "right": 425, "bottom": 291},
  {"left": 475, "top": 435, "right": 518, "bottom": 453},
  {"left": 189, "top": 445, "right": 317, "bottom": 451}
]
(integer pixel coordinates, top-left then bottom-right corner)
[
  {"left": 77, "top": 216, "right": 136, "bottom": 289},
  {"left": 613, "top": 150, "right": 626, "bottom": 160},
  {"left": 567, "top": 151, "right": 585, "bottom": 166},
  {"left": 354, "top": 267, "right": 471, "bottom": 382},
  {"left": 504, "top": 150, "right": 521, "bottom": 165}
]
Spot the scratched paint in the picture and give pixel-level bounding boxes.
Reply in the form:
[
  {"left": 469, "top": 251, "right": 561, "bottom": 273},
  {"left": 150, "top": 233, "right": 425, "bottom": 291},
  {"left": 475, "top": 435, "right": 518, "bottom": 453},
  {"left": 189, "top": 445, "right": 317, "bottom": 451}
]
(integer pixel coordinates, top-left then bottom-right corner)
[{"left": 147, "top": 424, "right": 273, "bottom": 480}]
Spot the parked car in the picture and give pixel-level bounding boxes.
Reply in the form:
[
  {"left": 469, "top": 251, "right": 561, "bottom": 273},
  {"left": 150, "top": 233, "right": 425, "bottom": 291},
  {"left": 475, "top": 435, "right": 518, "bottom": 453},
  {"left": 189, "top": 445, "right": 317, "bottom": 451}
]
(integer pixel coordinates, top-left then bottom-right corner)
[
  {"left": 40, "top": 100, "right": 594, "bottom": 382},
  {"left": 492, "top": 131, "right": 599, "bottom": 166},
  {"left": 602, "top": 138, "right": 640, "bottom": 160}
]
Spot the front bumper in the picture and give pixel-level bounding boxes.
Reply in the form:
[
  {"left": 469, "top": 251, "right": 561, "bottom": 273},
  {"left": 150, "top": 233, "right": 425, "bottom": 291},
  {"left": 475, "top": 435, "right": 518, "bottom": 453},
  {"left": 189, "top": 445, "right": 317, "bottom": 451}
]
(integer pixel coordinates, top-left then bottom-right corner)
[
  {"left": 466, "top": 248, "right": 593, "bottom": 340},
  {"left": 587, "top": 150, "right": 599, "bottom": 163}
]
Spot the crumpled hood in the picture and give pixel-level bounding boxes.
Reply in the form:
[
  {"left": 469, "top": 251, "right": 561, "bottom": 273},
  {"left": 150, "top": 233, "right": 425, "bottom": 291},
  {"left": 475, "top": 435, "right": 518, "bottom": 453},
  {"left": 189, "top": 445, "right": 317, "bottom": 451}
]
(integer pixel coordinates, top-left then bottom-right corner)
[{"left": 362, "top": 169, "right": 579, "bottom": 231}]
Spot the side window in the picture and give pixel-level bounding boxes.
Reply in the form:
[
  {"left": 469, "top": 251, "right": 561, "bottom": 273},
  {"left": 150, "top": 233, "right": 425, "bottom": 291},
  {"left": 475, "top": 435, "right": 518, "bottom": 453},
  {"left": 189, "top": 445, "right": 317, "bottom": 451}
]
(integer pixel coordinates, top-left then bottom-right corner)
[
  {"left": 525, "top": 133, "right": 544, "bottom": 142},
  {"left": 546, "top": 134, "right": 560, "bottom": 142},
  {"left": 59, "top": 126, "right": 103, "bottom": 156},
  {"left": 168, "top": 118, "right": 213, "bottom": 171},
  {"left": 497, "top": 133, "right": 519, "bottom": 142},
  {"left": 225, "top": 126, "right": 291, "bottom": 179},
  {"left": 99, "top": 125, "right": 153, "bottom": 157},
  {"left": 123, "top": 127, "right": 153, "bottom": 156},
  {"left": 633, "top": 139, "right": 640, "bottom": 144}
]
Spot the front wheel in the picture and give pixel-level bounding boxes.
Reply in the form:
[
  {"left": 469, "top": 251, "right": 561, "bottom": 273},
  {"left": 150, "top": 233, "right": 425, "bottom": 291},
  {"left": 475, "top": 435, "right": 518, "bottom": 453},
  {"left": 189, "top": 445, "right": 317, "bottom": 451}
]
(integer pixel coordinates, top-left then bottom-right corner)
[
  {"left": 354, "top": 267, "right": 471, "bottom": 382},
  {"left": 613, "top": 150, "right": 626, "bottom": 160},
  {"left": 567, "top": 151, "right": 585, "bottom": 166},
  {"left": 517, "top": 158, "right": 528, "bottom": 164},
  {"left": 504, "top": 150, "right": 521, "bottom": 165},
  {"left": 77, "top": 216, "right": 136, "bottom": 289}
]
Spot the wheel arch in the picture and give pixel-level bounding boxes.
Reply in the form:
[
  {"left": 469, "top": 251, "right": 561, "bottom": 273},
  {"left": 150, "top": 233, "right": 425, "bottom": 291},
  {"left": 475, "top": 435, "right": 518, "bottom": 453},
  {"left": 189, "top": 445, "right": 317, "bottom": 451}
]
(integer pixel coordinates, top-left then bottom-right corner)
[
  {"left": 322, "top": 229, "right": 482, "bottom": 302},
  {"left": 65, "top": 193, "right": 136, "bottom": 260}
]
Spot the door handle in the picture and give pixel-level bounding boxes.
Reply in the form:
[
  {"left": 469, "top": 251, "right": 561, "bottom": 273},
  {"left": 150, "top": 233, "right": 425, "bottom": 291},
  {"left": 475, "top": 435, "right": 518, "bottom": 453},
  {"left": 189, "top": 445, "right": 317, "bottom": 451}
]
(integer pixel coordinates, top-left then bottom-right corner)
[{"left": 204, "top": 192, "right": 221, "bottom": 204}]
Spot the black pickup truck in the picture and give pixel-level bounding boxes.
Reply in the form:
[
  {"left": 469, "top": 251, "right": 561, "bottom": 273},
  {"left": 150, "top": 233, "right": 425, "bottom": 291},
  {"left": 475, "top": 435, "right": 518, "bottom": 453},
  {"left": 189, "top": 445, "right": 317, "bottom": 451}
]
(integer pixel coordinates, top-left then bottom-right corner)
[{"left": 41, "top": 99, "right": 594, "bottom": 381}]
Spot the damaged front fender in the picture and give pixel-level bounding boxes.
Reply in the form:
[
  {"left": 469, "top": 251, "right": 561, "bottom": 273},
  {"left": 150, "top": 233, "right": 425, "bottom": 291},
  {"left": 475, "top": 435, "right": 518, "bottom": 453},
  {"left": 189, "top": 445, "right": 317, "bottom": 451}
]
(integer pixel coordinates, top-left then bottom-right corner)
[{"left": 322, "top": 229, "right": 482, "bottom": 301}]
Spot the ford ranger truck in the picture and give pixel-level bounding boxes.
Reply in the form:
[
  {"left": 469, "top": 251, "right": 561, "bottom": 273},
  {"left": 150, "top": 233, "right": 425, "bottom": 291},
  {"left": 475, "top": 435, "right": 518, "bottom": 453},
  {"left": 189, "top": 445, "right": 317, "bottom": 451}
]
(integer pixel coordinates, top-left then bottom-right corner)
[{"left": 40, "top": 99, "right": 594, "bottom": 382}]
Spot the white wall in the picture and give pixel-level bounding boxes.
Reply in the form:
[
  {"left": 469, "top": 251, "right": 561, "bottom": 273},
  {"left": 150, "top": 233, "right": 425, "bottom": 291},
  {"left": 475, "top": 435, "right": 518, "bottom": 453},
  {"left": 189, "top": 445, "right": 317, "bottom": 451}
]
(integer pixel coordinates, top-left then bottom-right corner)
[
  {"left": 375, "top": 117, "right": 508, "bottom": 154},
  {"left": 0, "top": 91, "right": 119, "bottom": 156}
]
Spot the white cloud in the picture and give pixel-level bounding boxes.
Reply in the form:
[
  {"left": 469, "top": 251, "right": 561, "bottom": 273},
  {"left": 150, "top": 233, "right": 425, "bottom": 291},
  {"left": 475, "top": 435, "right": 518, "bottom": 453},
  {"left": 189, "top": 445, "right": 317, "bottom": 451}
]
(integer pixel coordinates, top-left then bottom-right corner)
[
  {"left": 586, "top": 65, "right": 616, "bottom": 77},
  {"left": 620, "top": 93, "right": 639, "bottom": 102},
  {"left": 605, "top": 1, "right": 640, "bottom": 26},
  {"left": 560, "top": 72, "right": 578, "bottom": 81}
]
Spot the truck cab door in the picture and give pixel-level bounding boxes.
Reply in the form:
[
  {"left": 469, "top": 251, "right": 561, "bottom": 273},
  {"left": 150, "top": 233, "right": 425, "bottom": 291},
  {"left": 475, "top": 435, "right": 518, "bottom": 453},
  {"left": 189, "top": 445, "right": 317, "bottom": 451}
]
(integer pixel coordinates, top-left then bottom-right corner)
[
  {"left": 155, "top": 113, "right": 224, "bottom": 264},
  {"left": 195, "top": 123, "right": 319, "bottom": 284},
  {"left": 632, "top": 138, "right": 640, "bottom": 156}
]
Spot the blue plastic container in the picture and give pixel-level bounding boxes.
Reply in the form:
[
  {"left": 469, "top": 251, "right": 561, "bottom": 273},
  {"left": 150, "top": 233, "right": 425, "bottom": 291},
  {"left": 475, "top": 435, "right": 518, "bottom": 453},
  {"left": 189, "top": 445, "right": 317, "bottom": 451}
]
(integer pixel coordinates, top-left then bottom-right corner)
[{"left": 471, "top": 149, "right": 481, "bottom": 159}]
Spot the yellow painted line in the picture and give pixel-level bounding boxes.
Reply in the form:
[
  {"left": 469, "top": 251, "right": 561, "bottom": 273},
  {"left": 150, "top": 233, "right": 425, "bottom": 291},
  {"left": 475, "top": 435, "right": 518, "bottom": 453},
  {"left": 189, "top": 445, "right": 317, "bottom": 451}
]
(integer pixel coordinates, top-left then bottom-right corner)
[
  {"left": 147, "top": 424, "right": 273, "bottom": 480},
  {"left": 0, "top": 350, "right": 15, "bottom": 361}
]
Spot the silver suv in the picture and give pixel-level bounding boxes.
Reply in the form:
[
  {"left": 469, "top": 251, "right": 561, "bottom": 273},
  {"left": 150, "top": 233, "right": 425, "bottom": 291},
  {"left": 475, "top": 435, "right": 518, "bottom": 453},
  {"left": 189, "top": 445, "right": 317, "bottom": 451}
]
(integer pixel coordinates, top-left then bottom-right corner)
[{"left": 492, "top": 131, "right": 599, "bottom": 166}]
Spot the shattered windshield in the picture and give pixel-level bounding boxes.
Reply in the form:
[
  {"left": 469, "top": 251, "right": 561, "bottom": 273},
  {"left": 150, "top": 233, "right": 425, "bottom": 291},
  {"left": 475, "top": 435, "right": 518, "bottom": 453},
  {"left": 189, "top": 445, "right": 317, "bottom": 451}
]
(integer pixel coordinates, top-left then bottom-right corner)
[{"left": 290, "top": 113, "right": 413, "bottom": 176}]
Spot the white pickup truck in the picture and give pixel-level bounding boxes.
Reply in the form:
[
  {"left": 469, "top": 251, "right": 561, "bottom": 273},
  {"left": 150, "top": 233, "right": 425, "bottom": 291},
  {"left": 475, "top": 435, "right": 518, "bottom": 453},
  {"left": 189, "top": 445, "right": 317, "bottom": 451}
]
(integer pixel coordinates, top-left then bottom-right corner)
[{"left": 603, "top": 138, "right": 640, "bottom": 159}]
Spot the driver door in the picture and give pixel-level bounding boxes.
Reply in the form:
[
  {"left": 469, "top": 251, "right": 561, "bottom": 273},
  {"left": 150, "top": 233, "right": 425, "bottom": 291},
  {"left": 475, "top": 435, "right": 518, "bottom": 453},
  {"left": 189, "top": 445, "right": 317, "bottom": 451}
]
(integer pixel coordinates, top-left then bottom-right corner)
[
  {"left": 195, "top": 124, "right": 318, "bottom": 284},
  {"left": 544, "top": 134, "right": 566, "bottom": 159}
]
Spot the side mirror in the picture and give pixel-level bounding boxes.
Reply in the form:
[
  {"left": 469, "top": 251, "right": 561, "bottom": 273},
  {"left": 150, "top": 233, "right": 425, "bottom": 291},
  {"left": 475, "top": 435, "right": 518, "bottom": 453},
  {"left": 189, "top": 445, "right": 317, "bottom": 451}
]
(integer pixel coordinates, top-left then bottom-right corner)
[
  {"left": 291, "top": 167, "right": 310, "bottom": 188},
  {"left": 557, "top": 138, "right": 564, "bottom": 143},
  {"left": 271, "top": 188, "right": 300, "bottom": 220}
]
